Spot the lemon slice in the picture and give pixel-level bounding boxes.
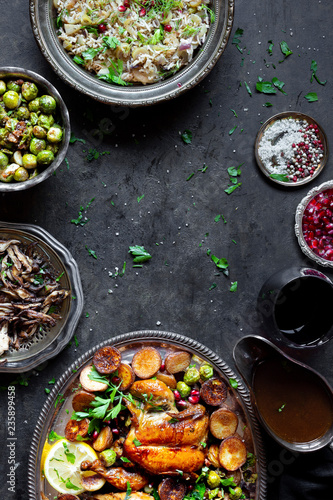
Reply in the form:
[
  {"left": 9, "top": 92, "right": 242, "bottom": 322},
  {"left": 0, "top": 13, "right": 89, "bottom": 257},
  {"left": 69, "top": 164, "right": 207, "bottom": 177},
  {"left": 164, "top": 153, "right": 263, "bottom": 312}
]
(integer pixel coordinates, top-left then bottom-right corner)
[{"left": 43, "top": 439, "right": 99, "bottom": 494}]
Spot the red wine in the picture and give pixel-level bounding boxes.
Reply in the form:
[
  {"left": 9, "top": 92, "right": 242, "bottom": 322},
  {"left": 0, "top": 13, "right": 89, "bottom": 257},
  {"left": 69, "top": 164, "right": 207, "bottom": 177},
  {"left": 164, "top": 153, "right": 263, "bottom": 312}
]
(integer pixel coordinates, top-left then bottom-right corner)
[{"left": 274, "top": 277, "right": 333, "bottom": 345}]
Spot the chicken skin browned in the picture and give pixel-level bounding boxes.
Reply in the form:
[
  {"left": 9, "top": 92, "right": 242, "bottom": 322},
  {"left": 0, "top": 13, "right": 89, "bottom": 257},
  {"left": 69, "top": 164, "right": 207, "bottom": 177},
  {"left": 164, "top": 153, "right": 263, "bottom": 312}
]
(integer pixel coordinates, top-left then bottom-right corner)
[{"left": 123, "top": 379, "right": 209, "bottom": 474}]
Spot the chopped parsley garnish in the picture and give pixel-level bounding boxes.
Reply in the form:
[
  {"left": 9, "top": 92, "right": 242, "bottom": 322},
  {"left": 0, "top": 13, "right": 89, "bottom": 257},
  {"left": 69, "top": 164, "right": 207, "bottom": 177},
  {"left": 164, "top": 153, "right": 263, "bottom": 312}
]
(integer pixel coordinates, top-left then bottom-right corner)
[
  {"left": 256, "top": 79, "right": 277, "bottom": 94},
  {"left": 82, "top": 47, "right": 101, "bottom": 60},
  {"left": 187, "top": 172, "right": 195, "bottom": 181},
  {"left": 244, "top": 81, "right": 252, "bottom": 96},
  {"left": 69, "top": 133, "right": 86, "bottom": 144},
  {"left": 310, "top": 60, "right": 326, "bottom": 85},
  {"left": 121, "top": 457, "right": 132, "bottom": 463},
  {"left": 280, "top": 40, "right": 292, "bottom": 58},
  {"left": 229, "top": 125, "right": 238, "bottom": 135},
  {"left": 73, "top": 55, "right": 84, "bottom": 65},
  {"left": 230, "top": 281, "right": 238, "bottom": 292},
  {"left": 229, "top": 378, "right": 238, "bottom": 388},
  {"left": 55, "top": 393, "right": 65, "bottom": 408},
  {"left": 71, "top": 198, "right": 95, "bottom": 226},
  {"left": 63, "top": 442, "right": 76, "bottom": 464},
  {"left": 102, "top": 35, "right": 120, "bottom": 50},
  {"left": 98, "top": 59, "right": 131, "bottom": 86},
  {"left": 263, "top": 102, "right": 273, "bottom": 107},
  {"left": 209, "top": 283, "right": 217, "bottom": 291},
  {"left": 225, "top": 183, "right": 242, "bottom": 194},
  {"left": 181, "top": 130, "right": 193, "bottom": 144},
  {"left": 272, "top": 77, "right": 287, "bottom": 94},
  {"left": 133, "top": 437, "right": 142, "bottom": 446},
  {"left": 48, "top": 378, "right": 56, "bottom": 385},
  {"left": 232, "top": 27, "right": 244, "bottom": 52},
  {"left": 86, "top": 148, "right": 100, "bottom": 161},
  {"left": 85, "top": 246, "right": 97, "bottom": 259},
  {"left": 230, "top": 109, "right": 238, "bottom": 117},
  {"left": 211, "top": 255, "right": 229, "bottom": 270},
  {"left": 125, "top": 481, "right": 132, "bottom": 500},
  {"left": 48, "top": 430, "right": 65, "bottom": 442},
  {"left": 267, "top": 40, "right": 274, "bottom": 56},
  {"left": 128, "top": 245, "right": 152, "bottom": 263},
  {"left": 56, "top": 271, "right": 65, "bottom": 282},
  {"left": 137, "top": 194, "right": 145, "bottom": 203},
  {"left": 304, "top": 92, "right": 318, "bottom": 102},
  {"left": 278, "top": 403, "right": 286, "bottom": 412}
]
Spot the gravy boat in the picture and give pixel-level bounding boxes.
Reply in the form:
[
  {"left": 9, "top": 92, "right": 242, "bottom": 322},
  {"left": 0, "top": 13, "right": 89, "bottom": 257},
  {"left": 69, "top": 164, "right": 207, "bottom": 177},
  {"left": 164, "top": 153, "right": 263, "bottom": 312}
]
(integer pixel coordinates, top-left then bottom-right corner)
[{"left": 233, "top": 335, "right": 333, "bottom": 453}]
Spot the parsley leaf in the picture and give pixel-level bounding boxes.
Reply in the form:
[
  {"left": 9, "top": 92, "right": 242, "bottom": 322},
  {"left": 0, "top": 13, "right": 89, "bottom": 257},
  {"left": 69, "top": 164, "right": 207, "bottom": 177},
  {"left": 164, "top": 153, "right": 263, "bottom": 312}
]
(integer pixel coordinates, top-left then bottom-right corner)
[
  {"left": 98, "top": 59, "right": 131, "bottom": 86},
  {"left": 256, "top": 80, "right": 277, "bottom": 94},
  {"left": 85, "top": 246, "right": 97, "bottom": 259},
  {"left": 229, "top": 378, "right": 238, "bottom": 388},
  {"left": 63, "top": 442, "right": 76, "bottom": 464},
  {"left": 102, "top": 36, "right": 120, "bottom": 50},
  {"left": 73, "top": 55, "right": 84, "bottom": 66},
  {"left": 48, "top": 430, "right": 65, "bottom": 442},
  {"left": 88, "top": 365, "right": 110, "bottom": 385},
  {"left": 280, "top": 40, "right": 292, "bottom": 57},
  {"left": 82, "top": 48, "right": 101, "bottom": 60},
  {"left": 267, "top": 40, "right": 274, "bottom": 56},
  {"left": 230, "top": 281, "right": 238, "bottom": 292},
  {"left": 181, "top": 130, "right": 192, "bottom": 144},
  {"left": 225, "top": 183, "right": 242, "bottom": 194},
  {"left": 278, "top": 403, "right": 286, "bottom": 412},
  {"left": 69, "top": 133, "right": 86, "bottom": 144},
  {"left": 272, "top": 77, "right": 287, "bottom": 94},
  {"left": 128, "top": 245, "right": 152, "bottom": 263},
  {"left": 304, "top": 92, "right": 318, "bottom": 102},
  {"left": 211, "top": 255, "right": 229, "bottom": 270},
  {"left": 125, "top": 481, "right": 132, "bottom": 500},
  {"left": 232, "top": 27, "right": 244, "bottom": 53},
  {"left": 270, "top": 173, "right": 289, "bottom": 182},
  {"left": 229, "top": 125, "right": 238, "bottom": 135},
  {"left": 133, "top": 437, "right": 142, "bottom": 446},
  {"left": 244, "top": 81, "right": 252, "bottom": 96},
  {"left": 310, "top": 60, "right": 326, "bottom": 85}
]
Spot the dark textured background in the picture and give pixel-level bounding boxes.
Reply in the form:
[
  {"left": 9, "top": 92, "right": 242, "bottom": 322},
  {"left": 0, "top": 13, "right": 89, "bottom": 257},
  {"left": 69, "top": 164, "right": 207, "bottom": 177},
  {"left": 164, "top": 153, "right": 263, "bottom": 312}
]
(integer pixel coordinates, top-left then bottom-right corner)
[{"left": 0, "top": 0, "right": 333, "bottom": 498}]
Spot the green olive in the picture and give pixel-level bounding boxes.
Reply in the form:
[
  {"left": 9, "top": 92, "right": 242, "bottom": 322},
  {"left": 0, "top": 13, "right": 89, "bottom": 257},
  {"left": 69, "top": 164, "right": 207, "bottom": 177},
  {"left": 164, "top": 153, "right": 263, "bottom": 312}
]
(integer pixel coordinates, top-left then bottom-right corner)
[
  {"left": 22, "top": 154, "right": 37, "bottom": 170},
  {"left": 47, "top": 126, "right": 63, "bottom": 143},
  {"left": 38, "top": 114, "right": 54, "bottom": 130},
  {"left": 36, "top": 150, "right": 54, "bottom": 166},
  {"left": 0, "top": 163, "right": 18, "bottom": 182},
  {"left": 207, "top": 471, "right": 221, "bottom": 489},
  {"left": 16, "top": 106, "right": 30, "bottom": 121},
  {"left": 30, "top": 137, "right": 46, "bottom": 155},
  {"left": 3, "top": 91, "right": 20, "bottom": 110},
  {"left": 21, "top": 82, "right": 38, "bottom": 101},
  {"left": 0, "top": 80, "right": 6, "bottom": 95},
  {"left": 199, "top": 364, "right": 214, "bottom": 381},
  {"left": 6, "top": 80, "right": 21, "bottom": 93},
  {"left": 39, "top": 95, "right": 56, "bottom": 114},
  {"left": 28, "top": 98, "right": 40, "bottom": 112},
  {"left": 176, "top": 381, "right": 191, "bottom": 398},
  {"left": 13, "top": 166, "right": 29, "bottom": 182},
  {"left": 0, "top": 152, "right": 9, "bottom": 168},
  {"left": 32, "top": 125, "right": 47, "bottom": 139},
  {"left": 183, "top": 367, "right": 200, "bottom": 386}
]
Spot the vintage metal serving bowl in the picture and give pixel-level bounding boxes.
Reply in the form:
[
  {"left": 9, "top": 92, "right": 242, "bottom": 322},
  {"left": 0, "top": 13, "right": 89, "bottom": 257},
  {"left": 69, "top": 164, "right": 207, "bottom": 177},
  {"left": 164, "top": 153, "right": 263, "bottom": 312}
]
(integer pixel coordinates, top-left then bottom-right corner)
[
  {"left": 0, "top": 221, "right": 83, "bottom": 372},
  {"left": 0, "top": 67, "right": 70, "bottom": 192},
  {"left": 29, "top": 0, "right": 234, "bottom": 107}
]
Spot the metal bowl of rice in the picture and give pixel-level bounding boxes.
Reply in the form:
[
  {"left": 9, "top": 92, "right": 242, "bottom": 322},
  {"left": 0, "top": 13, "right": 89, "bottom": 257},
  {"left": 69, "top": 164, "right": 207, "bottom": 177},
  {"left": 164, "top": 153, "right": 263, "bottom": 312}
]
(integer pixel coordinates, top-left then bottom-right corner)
[{"left": 29, "top": 0, "right": 234, "bottom": 107}]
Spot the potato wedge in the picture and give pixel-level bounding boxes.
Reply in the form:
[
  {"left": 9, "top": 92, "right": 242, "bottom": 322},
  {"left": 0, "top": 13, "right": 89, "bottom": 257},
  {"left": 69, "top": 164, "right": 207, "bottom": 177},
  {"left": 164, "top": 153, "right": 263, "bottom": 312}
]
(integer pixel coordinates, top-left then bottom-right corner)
[
  {"left": 164, "top": 351, "right": 191, "bottom": 374},
  {"left": 81, "top": 473, "right": 106, "bottom": 491},
  {"left": 117, "top": 363, "right": 135, "bottom": 391},
  {"left": 200, "top": 378, "right": 227, "bottom": 406},
  {"left": 132, "top": 347, "right": 162, "bottom": 379},
  {"left": 80, "top": 365, "right": 108, "bottom": 392},
  {"left": 218, "top": 436, "right": 247, "bottom": 471},
  {"left": 207, "top": 444, "right": 220, "bottom": 468},
  {"left": 209, "top": 408, "right": 238, "bottom": 440},
  {"left": 93, "top": 426, "right": 113, "bottom": 452},
  {"left": 65, "top": 418, "right": 90, "bottom": 442},
  {"left": 93, "top": 346, "right": 122, "bottom": 375},
  {"left": 156, "top": 371, "right": 177, "bottom": 389},
  {"left": 72, "top": 390, "right": 96, "bottom": 412},
  {"left": 158, "top": 477, "right": 186, "bottom": 500}
]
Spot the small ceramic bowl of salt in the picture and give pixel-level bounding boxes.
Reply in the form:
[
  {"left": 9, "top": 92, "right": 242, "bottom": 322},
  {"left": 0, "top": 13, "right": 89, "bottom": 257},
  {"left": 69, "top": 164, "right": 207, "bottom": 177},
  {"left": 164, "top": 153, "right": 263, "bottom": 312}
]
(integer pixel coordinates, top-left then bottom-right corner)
[{"left": 255, "top": 111, "right": 328, "bottom": 187}]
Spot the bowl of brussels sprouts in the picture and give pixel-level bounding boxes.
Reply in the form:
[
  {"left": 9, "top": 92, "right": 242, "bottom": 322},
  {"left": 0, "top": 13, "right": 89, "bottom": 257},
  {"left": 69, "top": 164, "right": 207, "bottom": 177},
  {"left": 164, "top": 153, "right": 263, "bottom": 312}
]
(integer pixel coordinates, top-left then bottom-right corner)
[{"left": 0, "top": 67, "right": 70, "bottom": 191}]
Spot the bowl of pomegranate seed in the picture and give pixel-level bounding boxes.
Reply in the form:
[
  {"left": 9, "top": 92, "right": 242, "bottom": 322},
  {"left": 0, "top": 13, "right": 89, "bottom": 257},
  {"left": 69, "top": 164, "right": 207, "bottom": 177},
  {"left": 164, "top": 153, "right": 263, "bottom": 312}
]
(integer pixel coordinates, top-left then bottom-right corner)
[
  {"left": 255, "top": 111, "right": 328, "bottom": 187},
  {"left": 295, "top": 181, "right": 333, "bottom": 267}
]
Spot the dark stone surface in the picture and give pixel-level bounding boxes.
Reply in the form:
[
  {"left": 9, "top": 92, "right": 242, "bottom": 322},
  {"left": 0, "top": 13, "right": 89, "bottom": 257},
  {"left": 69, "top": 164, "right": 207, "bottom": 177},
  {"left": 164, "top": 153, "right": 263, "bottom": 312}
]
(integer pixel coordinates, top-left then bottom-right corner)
[{"left": 0, "top": 0, "right": 333, "bottom": 499}]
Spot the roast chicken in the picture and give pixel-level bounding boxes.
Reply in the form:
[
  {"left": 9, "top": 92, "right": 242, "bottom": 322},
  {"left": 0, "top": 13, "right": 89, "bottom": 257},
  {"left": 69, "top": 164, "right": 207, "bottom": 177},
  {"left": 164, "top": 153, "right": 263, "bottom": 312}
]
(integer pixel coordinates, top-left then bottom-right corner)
[{"left": 123, "top": 379, "right": 209, "bottom": 475}]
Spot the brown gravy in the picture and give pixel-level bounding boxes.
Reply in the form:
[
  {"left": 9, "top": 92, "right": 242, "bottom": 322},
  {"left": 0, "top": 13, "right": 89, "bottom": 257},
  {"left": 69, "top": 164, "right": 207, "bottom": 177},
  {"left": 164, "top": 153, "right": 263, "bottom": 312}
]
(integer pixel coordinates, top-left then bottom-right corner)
[{"left": 253, "top": 357, "right": 333, "bottom": 443}]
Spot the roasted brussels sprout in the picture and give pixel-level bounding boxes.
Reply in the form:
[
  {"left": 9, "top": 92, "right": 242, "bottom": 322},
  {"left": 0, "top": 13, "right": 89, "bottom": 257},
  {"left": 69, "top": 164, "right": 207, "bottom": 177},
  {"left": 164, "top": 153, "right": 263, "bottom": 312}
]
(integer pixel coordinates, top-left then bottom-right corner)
[
  {"left": 207, "top": 471, "right": 221, "bottom": 489},
  {"left": 0, "top": 152, "right": 9, "bottom": 168},
  {"left": 3, "top": 91, "right": 20, "bottom": 110},
  {"left": 32, "top": 125, "right": 47, "bottom": 139},
  {"left": 176, "top": 381, "right": 191, "bottom": 398},
  {"left": 0, "top": 163, "right": 18, "bottom": 182},
  {"left": 47, "top": 126, "right": 63, "bottom": 143},
  {"left": 99, "top": 449, "right": 117, "bottom": 467},
  {"left": 30, "top": 137, "right": 46, "bottom": 155},
  {"left": 6, "top": 80, "right": 21, "bottom": 93},
  {"left": 229, "top": 486, "right": 243, "bottom": 500},
  {"left": 36, "top": 150, "right": 54, "bottom": 166},
  {"left": 38, "top": 113, "right": 54, "bottom": 130},
  {"left": 21, "top": 82, "right": 38, "bottom": 101},
  {"left": 28, "top": 98, "right": 40, "bottom": 112},
  {"left": 0, "top": 106, "right": 7, "bottom": 120},
  {"left": 0, "top": 80, "right": 6, "bottom": 95},
  {"left": 13, "top": 166, "right": 29, "bottom": 182},
  {"left": 39, "top": 95, "right": 56, "bottom": 113},
  {"left": 16, "top": 106, "right": 30, "bottom": 120},
  {"left": 183, "top": 366, "right": 200, "bottom": 386},
  {"left": 22, "top": 154, "right": 37, "bottom": 170},
  {"left": 199, "top": 364, "right": 214, "bottom": 381}
]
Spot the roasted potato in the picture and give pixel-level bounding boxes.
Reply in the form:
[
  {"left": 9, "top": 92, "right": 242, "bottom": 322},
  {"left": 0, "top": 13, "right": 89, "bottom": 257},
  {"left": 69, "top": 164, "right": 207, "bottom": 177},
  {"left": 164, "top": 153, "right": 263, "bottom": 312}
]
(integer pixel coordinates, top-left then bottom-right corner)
[
  {"left": 93, "top": 426, "right": 113, "bottom": 452},
  {"left": 209, "top": 408, "right": 238, "bottom": 440},
  {"left": 132, "top": 347, "right": 162, "bottom": 379},
  {"left": 164, "top": 351, "right": 191, "bottom": 374},
  {"left": 158, "top": 477, "right": 186, "bottom": 500},
  {"left": 200, "top": 378, "right": 227, "bottom": 406},
  {"left": 156, "top": 371, "right": 177, "bottom": 389},
  {"left": 80, "top": 365, "right": 108, "bottom": 392},
  {"left": 72, "top": 390, "right": 96, "bottom": 412},
  {"left": 218, "top": 436, "right": 247, "bottom": 471},
  {"left": 65, "top": 418, "right": 90, "bottom": 442},
  {"left": 93, "top": 346, "right": 122, "bottom": 375},
  {"left": 117, "top": 363, "right": 135, "bottom": 391},
  {"left": 207, "top": 444, "right": 220, "bottom": 468},
  {"left": 81, "top": 473, "right": 106, "bottom": 491}
]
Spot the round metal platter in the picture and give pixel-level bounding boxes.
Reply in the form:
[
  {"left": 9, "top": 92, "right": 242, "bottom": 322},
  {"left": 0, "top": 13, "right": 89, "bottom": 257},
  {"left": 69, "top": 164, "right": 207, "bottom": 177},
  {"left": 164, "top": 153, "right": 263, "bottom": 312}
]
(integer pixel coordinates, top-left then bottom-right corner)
[
  {"left": 28, "top": 330, "right": 267, "bottom": 499},
  {"left": 29, "top": 0, "right": 234, "bottom": 107},
  {"left": 0, "top": 221, "right": 83, "bottom": 372}
]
